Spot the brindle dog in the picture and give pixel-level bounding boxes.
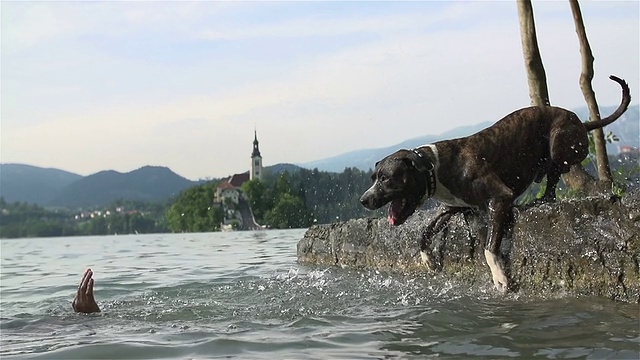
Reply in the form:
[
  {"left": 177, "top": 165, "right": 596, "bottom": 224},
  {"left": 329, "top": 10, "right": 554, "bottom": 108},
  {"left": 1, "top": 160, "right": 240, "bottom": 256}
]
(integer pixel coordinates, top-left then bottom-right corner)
[{"left": 360, "top": 75, "right": 631, "bottom": 292}]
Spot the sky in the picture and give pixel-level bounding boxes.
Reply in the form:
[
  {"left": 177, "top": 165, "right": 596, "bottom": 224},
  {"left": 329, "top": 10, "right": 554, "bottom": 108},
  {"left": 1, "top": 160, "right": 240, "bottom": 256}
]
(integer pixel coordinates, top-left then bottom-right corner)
[{"left": 2, "top": 1, "right": 638, "bottom": 181}]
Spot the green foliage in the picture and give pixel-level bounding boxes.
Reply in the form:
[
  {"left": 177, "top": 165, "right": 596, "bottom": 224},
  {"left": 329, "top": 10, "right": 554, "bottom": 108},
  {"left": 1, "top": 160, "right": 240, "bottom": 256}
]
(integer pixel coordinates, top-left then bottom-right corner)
[
  {"left": 516, "top": 152, "right": 638, "bottom": 206},
  {"left": 582, "top": 130, "right": 620, "bottom": 167},
  {"left": 165, "top": 182, "right": 223, "bottom": 233},
  {"left": 242, "top": 179, "right": 272, "bottom": 222},
  {"left": 241, "top": 167, "right": 381, "bottom": 228},
  {"left": 296, "top": 167, "right": 379, "bottom": 223},
  {"left": 242, "top": 173, "right": 312, "bottom": 229},
  {"left": 265, "top": 193, "right": 313, "bottom": 229},
  {"left": 0, "top": 198, "right": 77, "bottom": 238},
  {"left": 610, "top": 153, "right": 640, "bottom": 197}
]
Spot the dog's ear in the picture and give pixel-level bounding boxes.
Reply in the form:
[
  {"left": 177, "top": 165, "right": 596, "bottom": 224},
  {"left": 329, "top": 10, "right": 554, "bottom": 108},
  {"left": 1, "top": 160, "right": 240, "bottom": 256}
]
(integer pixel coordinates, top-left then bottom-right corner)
[
  {"left": 412, "top": 160, "right": 429, "bottom": 172},
  {"left": 406, "top": 151, "right": 433, "bottom": 173},
  {"left": 400, "top": 157, "right": 420, "bottom": 172}
]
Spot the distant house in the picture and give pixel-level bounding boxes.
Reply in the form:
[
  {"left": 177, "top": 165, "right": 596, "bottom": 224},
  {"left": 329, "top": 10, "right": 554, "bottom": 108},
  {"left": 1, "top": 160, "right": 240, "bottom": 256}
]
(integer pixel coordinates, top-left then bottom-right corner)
[
  {"left": 214, "top": 171, "right": 250, "bottom": 205},
  {"left": 618, "top": 145, "right": 639, "bottom": 161},
  {"left": 215, "top": 181, "right": 240, "bottom": 204},
  {"left": 619, "top": 145, "right": 639, "bottom": 155},
  {"left": 229, "top": 172, "right": 250, "bottom": 188}
]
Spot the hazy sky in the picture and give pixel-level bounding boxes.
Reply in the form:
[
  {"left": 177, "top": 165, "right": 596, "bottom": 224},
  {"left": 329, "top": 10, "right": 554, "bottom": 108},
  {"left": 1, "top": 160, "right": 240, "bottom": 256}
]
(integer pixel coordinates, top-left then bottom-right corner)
[{"left": 2, "top": 1, "right": 638, "bottom": 180}]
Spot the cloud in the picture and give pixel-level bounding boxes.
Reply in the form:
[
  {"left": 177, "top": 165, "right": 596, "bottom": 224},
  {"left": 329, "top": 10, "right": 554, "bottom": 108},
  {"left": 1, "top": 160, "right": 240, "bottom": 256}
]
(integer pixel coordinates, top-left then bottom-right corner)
[{"left": 1, "top": 1, "right": 638, "bottom": 180}]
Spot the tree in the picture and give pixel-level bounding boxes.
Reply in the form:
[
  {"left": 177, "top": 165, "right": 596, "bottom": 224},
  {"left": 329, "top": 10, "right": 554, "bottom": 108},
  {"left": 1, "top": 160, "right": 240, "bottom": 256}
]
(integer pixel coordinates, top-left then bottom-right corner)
[
  {"left": 265, "top": 193, "right": 313, "bottom": 229},
  {"left": 241, "top": 179, "right": 272, "bottom": 224},
  {"left": 569, "top": 0, "right": 613, "bottom": 184},
  {"left": 516, "top": 0, "right": 549, "bottom": 107},
  {"left": 516, "top": 0, "right": 606, "bottom": 197},
  {"left": 165, "top": 182, "right": 223, "bottom": 233}
]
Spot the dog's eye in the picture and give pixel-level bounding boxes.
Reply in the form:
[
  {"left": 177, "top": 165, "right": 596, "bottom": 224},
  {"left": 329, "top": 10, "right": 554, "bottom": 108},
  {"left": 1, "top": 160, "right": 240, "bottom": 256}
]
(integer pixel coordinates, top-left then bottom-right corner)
[{"left": 378, "top": 174, "right": 387, "bottom": 182}]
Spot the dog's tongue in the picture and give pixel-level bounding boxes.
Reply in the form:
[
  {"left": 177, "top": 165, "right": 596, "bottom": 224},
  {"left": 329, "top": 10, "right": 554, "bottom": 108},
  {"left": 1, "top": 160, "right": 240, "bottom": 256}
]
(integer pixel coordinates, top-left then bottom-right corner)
[{"left": 388, "top": 201, "right": 402, "bottom": 225}]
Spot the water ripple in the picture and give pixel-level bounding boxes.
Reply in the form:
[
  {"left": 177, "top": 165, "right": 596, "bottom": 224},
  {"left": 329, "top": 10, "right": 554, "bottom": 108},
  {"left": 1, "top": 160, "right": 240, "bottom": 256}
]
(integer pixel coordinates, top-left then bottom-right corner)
[{"left": 1, "top": 230, "right": 638, "bottom": 359}]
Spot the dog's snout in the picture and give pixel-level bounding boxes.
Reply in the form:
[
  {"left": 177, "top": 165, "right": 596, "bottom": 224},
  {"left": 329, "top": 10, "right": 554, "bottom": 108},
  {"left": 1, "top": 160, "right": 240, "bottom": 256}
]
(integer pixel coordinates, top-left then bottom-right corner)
[
  {"left": 359, "top": 192, "right": 371, "bottom": 208},
  {"left": 360, "top": 188, "right": 377, "bottom": 210}
]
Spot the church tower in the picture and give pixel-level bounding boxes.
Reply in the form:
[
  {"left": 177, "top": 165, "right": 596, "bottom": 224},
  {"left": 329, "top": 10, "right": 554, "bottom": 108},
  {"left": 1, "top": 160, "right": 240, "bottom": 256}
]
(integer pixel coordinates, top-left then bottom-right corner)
[{"left": 250, "top": 130, "right": 263, "bottom": 181}]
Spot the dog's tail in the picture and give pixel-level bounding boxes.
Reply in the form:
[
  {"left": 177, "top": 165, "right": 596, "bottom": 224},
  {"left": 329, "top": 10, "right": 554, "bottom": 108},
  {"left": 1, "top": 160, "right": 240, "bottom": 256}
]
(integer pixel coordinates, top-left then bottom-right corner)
[{"left": 583, "top": 75, "right": 631, "bottom": 132}]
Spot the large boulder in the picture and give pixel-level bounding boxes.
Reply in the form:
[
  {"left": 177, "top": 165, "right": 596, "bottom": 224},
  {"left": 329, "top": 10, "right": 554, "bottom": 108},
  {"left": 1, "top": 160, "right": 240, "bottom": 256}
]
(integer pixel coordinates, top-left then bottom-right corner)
[{"left": 297, "top": 192, "right": 640, "bottom": 303}]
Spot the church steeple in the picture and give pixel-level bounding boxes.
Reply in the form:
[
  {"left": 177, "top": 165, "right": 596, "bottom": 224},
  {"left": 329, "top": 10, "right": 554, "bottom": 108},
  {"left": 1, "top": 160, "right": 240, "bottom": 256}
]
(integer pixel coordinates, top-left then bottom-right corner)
[
  {"left": 251, "top": 130, "right": 261, "bottom": 158},
  {"left": 250, "top": 130, "right": 263, "bottom": 180}
]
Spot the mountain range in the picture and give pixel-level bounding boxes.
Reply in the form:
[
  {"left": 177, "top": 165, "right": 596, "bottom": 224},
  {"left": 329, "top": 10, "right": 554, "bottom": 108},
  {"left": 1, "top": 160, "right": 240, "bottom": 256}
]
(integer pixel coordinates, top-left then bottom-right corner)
[
  {"left": 0, "top": 165, "right": 197, "bottom": 208},
  {"left": 1, "top": 105, "right": 637, "bottom": 209}
]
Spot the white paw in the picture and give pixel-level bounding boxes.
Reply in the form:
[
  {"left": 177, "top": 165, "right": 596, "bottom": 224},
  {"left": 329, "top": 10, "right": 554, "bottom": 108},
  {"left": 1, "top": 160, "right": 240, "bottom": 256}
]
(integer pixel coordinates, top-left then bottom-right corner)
[
  {"left": 420, "top": 250, "right": 436, "bottom": 270},
  {"left": 420, "top": 251, "right": 437, "bottom": 270},
  {"left": 491, "top": 270, "right": 509, "bottom": 293},
  {"left": 484, "top": 249, "right": 509, "bottom": 293}
]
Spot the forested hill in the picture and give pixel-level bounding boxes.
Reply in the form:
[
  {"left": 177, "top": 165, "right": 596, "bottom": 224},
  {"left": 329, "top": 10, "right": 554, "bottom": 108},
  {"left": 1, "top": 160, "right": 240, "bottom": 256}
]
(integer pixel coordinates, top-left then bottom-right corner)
[
  {"left": 0, "top": 164, "right": 82, "bottom": 205},
  {"left": 48, "top": 166, "right": 197, "bottom": 208},
  {"left": 0, "top": 164, "right": 198, "bottom": 208}
]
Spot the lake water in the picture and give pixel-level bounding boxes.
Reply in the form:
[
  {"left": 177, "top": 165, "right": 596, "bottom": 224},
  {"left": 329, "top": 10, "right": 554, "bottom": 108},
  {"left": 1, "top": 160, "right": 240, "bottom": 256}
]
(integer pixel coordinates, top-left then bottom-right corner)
[{"left": 1, "top": 230, "right": 638, "bottom": 359}]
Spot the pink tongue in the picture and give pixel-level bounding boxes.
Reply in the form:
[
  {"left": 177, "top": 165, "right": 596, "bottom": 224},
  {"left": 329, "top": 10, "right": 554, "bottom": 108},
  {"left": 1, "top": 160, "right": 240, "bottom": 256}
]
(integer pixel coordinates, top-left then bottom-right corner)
[{"left": 388, "top": 202, "right": 400, "bottom": 225}]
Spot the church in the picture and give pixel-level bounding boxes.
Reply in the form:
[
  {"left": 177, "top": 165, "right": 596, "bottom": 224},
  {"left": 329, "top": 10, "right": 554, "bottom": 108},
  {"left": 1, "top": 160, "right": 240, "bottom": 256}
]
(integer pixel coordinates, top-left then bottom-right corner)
[{"left": 213, "top": 131, "right": 263, "bottom": 230}]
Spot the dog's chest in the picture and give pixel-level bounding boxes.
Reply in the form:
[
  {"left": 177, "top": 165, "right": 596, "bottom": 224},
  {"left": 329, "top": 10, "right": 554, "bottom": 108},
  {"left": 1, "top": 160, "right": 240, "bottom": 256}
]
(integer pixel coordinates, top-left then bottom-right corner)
[
  {"left": 432, "top": 182, "right": 474, "bottom": 208},
  {"left": 422, "top": 144, "right": 475, "bottom": 209}
]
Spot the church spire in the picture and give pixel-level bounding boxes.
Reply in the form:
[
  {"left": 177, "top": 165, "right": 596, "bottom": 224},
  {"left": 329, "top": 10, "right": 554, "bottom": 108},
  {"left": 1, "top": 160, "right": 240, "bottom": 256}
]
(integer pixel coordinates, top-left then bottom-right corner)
[
  {"left": 251, "top": 129, "right": 261, "bottom": 158},
  {"left": 251, "top": 129, "right": 263, "bottom": 180}
]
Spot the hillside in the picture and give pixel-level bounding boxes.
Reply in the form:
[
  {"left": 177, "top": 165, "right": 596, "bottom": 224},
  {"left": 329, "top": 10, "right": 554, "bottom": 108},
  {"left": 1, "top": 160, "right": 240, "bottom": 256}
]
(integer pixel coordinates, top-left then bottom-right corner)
[
  {"left": 0, "top": 164, "right": 82, "bottom": 205},
  {"left": 265, "top": 163, "right": 304, "bottom": 175},
  {"left": 48, "top": 166, "right": 196, "bottom": 208},
  {"left": 299, "top": 121, "right": 493, "bottom": 172},
  {"left": 574, "top": 104, "right": 639, "bottom": 154}
]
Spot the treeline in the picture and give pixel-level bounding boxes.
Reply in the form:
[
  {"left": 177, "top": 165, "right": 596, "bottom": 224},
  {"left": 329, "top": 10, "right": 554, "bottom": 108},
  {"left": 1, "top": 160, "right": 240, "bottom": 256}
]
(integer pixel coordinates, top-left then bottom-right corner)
[
  {"left": 165, "top": 182, "right": 224, "bottom": 232},
  {"left": 0, "top": 167, "right": 381, "bottom": 238},
  {"left": 0, "top": 198, "right": 169, "bottom": 238},
  {"left": 3, "top": 154, "right": 636, "bottom": 238},
  {"left": 242, "top": 172, "right": 313, "bottom": 229},
  {"left": 257, "top": 167, "right": 385, "bottom": 224},
  {"left": 166, "top": 167, "right": 381, "bottom": 232},
  {"left": 0, "top": 198, "right": 78, "bottom": 238}
]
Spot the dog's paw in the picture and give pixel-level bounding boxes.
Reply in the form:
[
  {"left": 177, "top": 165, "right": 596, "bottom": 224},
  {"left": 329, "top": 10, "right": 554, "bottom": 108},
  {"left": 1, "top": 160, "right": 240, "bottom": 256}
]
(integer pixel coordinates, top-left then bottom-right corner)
[
  {"left": 484, "top": 249, "right": 509, "bottom": 293},
  {"left": 491, "top": 272, "right": 509, "bottom": 294},
  {"left": 420, "top": 251, "right": 437, "bottom": 271}
]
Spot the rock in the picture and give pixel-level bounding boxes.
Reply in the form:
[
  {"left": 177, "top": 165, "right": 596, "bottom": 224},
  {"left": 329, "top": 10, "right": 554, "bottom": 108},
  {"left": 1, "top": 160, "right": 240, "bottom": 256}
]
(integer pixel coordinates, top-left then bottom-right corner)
[{"left": 297, "top": 191, "right": 640, "bottom": 303}]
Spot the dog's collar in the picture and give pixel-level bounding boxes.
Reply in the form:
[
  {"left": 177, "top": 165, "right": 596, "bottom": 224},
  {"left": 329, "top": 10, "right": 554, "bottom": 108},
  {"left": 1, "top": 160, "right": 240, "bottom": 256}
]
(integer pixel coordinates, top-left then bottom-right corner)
[{"left": 410, "top": 148, "right": 436, "bottom": 198}]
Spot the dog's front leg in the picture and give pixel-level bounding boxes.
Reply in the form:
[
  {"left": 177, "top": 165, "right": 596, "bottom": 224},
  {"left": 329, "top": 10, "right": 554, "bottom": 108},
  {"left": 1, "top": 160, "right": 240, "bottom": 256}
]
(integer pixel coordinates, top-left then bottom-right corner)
[
  {"left": 484, "top": 198, "right": 511, "bottom": 293},
  {"left": 419, "top": 207, "right": 461, "bottom": 270}
]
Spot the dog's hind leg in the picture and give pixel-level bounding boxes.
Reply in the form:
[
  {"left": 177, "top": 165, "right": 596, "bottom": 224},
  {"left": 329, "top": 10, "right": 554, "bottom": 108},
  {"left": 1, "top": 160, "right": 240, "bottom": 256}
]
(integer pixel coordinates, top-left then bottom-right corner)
[
  {"left": 541, "top": 122, "right": 589, "bottom": 201},
  {"left": 540, "top": 166, "right": 562, "bottom": 202},
  {"left": 419, "top": 207, "right": 462, "bottom": 270}
]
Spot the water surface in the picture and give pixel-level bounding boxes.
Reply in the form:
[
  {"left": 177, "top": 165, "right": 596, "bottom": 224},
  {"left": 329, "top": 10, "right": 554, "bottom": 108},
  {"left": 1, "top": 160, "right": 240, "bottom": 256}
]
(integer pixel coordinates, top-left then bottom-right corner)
[{"left": 1, "top": 230, "right": 638, "bottom": 359}]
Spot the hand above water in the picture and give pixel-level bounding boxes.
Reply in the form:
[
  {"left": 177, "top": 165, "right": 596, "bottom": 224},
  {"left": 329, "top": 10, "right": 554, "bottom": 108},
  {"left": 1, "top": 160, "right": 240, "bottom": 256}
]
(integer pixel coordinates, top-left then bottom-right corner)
[{"left": 72, "top": 268, "right": 101, "bottom": 313}]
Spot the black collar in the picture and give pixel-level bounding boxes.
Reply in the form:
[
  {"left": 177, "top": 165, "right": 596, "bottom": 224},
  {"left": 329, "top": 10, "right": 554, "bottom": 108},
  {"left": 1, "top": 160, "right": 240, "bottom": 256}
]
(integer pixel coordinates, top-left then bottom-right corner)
[{"left": 410, "top": 148, "right": 436, "bottom": 198}]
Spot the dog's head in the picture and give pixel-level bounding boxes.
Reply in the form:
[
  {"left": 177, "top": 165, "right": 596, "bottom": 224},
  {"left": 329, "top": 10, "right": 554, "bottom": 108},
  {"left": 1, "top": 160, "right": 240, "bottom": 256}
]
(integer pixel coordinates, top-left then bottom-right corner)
[{"left": 359, "top": 149, "right": 430, "bottom": 226}]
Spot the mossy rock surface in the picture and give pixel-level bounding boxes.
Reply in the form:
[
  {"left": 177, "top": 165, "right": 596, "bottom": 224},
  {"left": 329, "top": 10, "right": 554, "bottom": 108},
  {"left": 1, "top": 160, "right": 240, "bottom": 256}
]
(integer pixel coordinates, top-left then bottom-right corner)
[{"left": 297, "top": 191, "right": 640, "bottom": 303}]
